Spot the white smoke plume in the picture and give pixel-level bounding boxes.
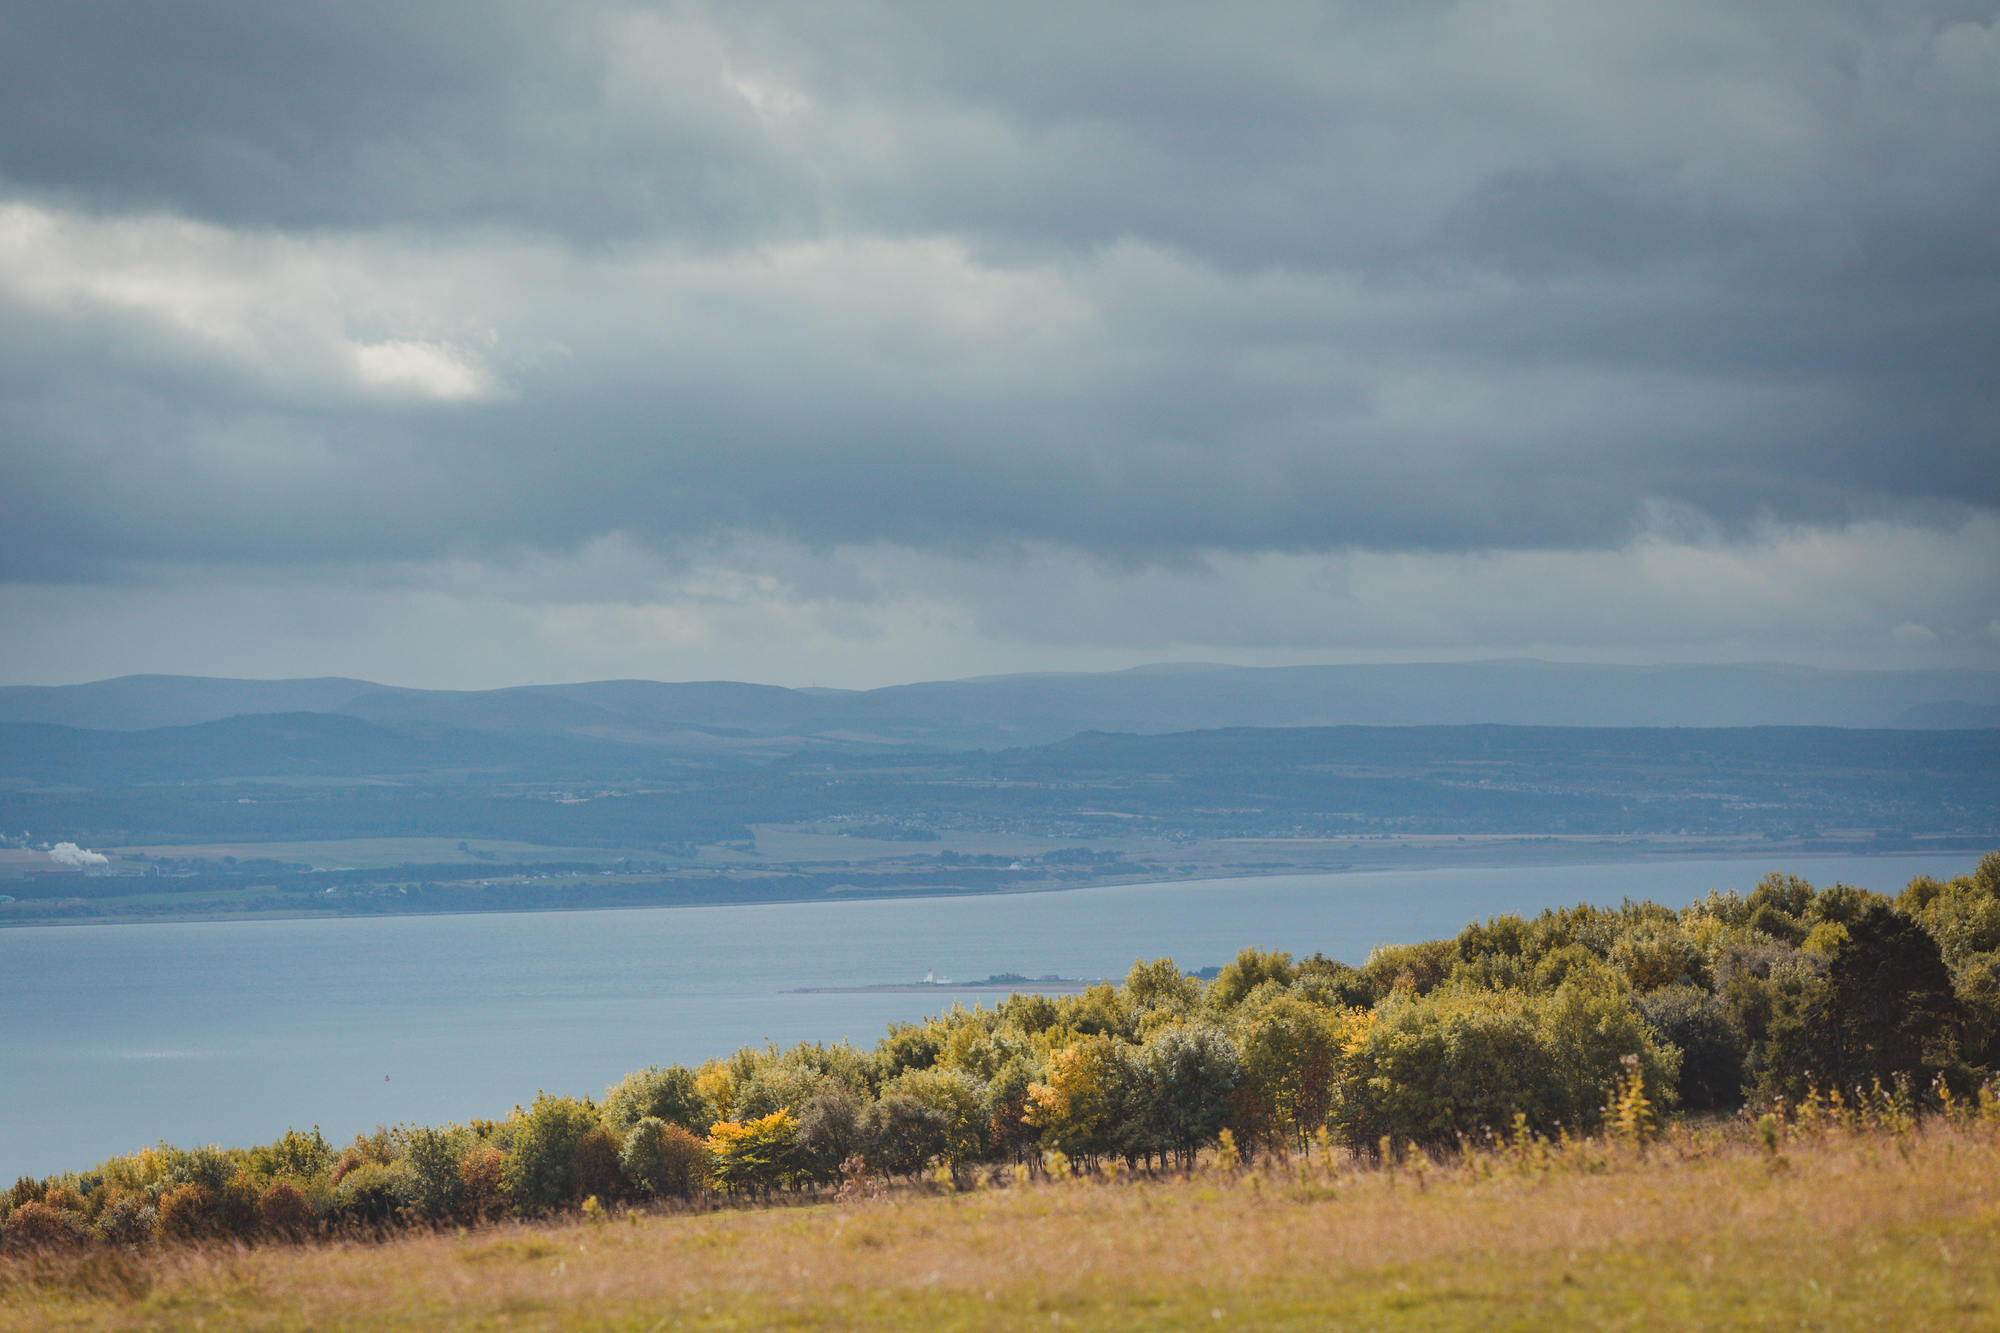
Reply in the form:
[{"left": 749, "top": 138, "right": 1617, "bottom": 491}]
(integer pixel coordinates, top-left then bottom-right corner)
[{"left": 48, "top": 842, "right": 108, "bottom": 868}]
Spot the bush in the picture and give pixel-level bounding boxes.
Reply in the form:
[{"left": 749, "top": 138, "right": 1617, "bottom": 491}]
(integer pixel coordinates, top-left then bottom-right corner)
[
  {"left": 156, "top": 1184, "right": 217, "bottom": 1243},
  {"left": 860, "top": 1094, "right": 947, "bottom": 1178},
  {"left": 2, "top": 1199, "right": 86, "bottom": 1251},
  {"left": 603, "top": 1066, "right": 713, "bottom": 1136},
  {"left": 257, "top": 1182, "right": 315, "bottom": 1241},
  {"left": 460, "top": 1144, "right": 508, "bottom": 1220},
  {"left": 709, "top": 1111, "right": 800, "bottom": 1194},
  {"left": 1335, "top": 979, "right": 1677, "bottom": 1149},
  {"left": 794, "top": 1089, "right": 863, "bottom": 1184},
  {"left": 400, "top": 1126, "right": 468, "bottom": 1220},
  {"left": 502, "top": 1095, "right": 601, "bottom": 1214},
  {"left": 1637, "top": 983, "right": 1745, "bottom": 1109},
  {"left": 216, "top": 1169, "right": 262, "bottom": 1240},
  {"left": 94, "top": 1192, "right": 157, "bottom": 1247},
  {"left": 248, "top": 1128, "right": 333, "bottom": 1184},
  {"left": 155, "top": 1145, "right": 239, "bottom": 1197},
  {"left": 620, "top": 1118, "right": 714, "bottom": 1199},
  {"left": 332, "top": 1161, "right": 412, "bottom": 1227},
  {"left": 882, "top": 1067, "right": 989, "bottom": 1170},
  {"left": 572, "top": 1126, "right": 627, "bottom": 1204},
  {"left": 329, "top": 1129, "right": 399, "bottom": 1187}
]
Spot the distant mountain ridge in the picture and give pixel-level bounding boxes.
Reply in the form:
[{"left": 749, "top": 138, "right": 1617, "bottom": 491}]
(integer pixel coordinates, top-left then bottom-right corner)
[
  {"left": 4, "top": 661, "right": 1999, "bottom": 752},
  {"left": 0, "top": 676, "right": 377, "bottom": 730}
]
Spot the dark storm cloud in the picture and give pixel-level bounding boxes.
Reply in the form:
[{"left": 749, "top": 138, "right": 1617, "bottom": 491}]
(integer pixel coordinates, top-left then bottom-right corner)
[
  {"left": 0, "top": 0, "right": 1997, "bottom": 585},
  {"left": 0, "top": 0, "right": 813, "bottom": 242}
]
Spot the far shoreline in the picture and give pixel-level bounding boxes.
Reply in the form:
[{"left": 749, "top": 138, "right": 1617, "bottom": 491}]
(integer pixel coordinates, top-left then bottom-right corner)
[{"left": 1, "top": 836, "right": 1988, "bottom": 932}]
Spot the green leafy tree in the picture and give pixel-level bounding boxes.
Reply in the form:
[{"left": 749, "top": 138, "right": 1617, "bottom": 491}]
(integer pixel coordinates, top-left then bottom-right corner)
[
  {"left": 603, "top": 1066, "right": 713, "bottom": 1136},
  {"left": 793, "top": 1089, "right": 864, "bottom": 1184},
  {"left": 732, "top": 1063, "right": 837, "bottom": 1122},
  {"left": 247, "top": 1128, "right": 333, "bottom": 1185},
  {"left": 1723, "top": 945, "right": 1831, "bottom": 1105},
  {"left": 860, "top": 1094, "right": 948, "bottom": 1178},
  {"left": 1126, "top": 957, "right": 1200, "bottom": 1015},
  {"left": 879, "top": 1022, "right": 943, "bottom": 1077},
  {"left": 883, "top": 1066, "right": 989, "bottom": 1171},
  {"left": 1824, "top": 902, "right": 1963, "bottom": 1093},
  {"left": 1142, "top": 1024, "right": 1242, "bottom": 1167},
  {"left": 1207, "top": 948, "right": 1296, "bottom": 1009},
  {"left": 1636, "top": 983, "right": 1744, "bottom": 1109},
  {"left": 501, "top": 1094, "right": 601, "bottom": 1214},
  {"left": 620, "top": 1118, "right": 713, "bottom": 1199},
  {"left": 1234, "top": 995, "right": 1347, "bottom": 1150},
  {"left": 1024, "top": 1038, "right": 1115, "bottom": 1162},
  {"left": 332, "top": 1161, "right": 412, "bottom": 1227},
  {"left": 399, "top": 1126, "right": 468, "bottom": 1220}
]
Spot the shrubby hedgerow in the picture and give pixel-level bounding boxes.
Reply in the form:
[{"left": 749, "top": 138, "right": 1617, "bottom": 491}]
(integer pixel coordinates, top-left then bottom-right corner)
[{"left": 3, "top": 849, "right": 1997, "bottom": 1251}]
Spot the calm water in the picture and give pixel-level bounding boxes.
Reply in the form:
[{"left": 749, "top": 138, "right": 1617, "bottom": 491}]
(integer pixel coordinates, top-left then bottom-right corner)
[{"left": 0, "top": 851, "right": 1982, "bottom": 1180}]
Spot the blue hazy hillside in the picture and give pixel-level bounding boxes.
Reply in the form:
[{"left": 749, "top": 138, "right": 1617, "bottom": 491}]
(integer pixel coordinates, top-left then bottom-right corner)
[{"left": 5, "top": 661, "right": 2000, "bottom": 751}]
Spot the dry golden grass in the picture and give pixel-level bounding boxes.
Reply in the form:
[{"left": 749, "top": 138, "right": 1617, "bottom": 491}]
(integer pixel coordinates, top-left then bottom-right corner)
[{"left": 7, "top": 1122, "right": 2000, "bottom": 1330}]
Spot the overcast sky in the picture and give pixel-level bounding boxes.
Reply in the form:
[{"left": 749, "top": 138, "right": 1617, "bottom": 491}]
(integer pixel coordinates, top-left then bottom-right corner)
[{"left": 2, "top": 1, "right": 1996, "bottom": 688}]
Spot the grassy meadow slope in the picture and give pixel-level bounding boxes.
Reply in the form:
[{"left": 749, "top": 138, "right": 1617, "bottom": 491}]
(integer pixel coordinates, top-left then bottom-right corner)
[{"left": 6, "top": 1119, "right": 1998, "bottom": 1330}]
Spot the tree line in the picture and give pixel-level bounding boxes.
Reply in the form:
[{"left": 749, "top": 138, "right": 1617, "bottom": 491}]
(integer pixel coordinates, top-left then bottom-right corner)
[{"left": 5, "top": 849, "right": 1998, "bottom": 1252}]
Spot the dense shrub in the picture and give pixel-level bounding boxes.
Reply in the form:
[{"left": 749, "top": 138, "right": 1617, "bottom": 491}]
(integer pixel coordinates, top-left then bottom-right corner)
[
  {"left": 155, "top": 1146, "right": 238, "bottom": 1197},
  {"left": 709, "top": 1111, "right": 799, "bottom": 1194},
  {"left": 459, "top": 1144, "right": 508, "bottom": 1220},
  {"left": 257, "top": 1182, "right": 315, "bottom": 1241},
  {"left": 215, "top": 1170, "right": 262, "bottom": 1240},
  {"left": 2, "top": 1199, "right": 86, "bottom": 1251},
  {"left": 793, "top": 1089, "right": 863, "bottom": 1184},
  {"left": 1335, "top": 978, "right": 1678, "bottom": 1149},
  {"left": 94, "top": 1192, "right": 157, "bottom": 1247},
  {"left": 1143, "top": 1024, "right": 1242, "bottom": 1167},
  {"left": 1637, "top": 983, "right": 1745, "bottom": 1108},
  {"left": 572, "top": 1126, "right": 627, "bottom": 1204},
  {"left": 155, "top": 1185, "right": 217, "bottom": 1243},
  {"left": 603, "top": 1065, "right": 714, "bottom": 1136},
  {"left": 882, "top": 1067, "right": 988, "bottom": 1170},
  {"left": 332, "top": 1162, "right": 412, "bottom": 1227},
  {"left": 620, "top": 1119, "right": 713, "bottom": 1199},
  {"left": 1359, "top": 940, "right": 1458, "bottom": 998},
  {"left": 1209, "top": 948, "right": 1297, "bottom": 1008},
  {"left": 1337, "top": 989, "right": 1550, "bottom": 1148},
  {"left": 249, "top": 1129, "right": 333, "bottom": 1184},
  {"left": 399, "top": 1126, "right": 468, "bottom": 1220},
  {"left": 502, "top": 1095, "right": 600, "bottom": 1214}
]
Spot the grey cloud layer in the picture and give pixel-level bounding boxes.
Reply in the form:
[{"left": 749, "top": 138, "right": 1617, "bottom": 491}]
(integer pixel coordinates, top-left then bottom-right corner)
[{"left": 1, "top": 1, "right": 1996, "bottom": 612}]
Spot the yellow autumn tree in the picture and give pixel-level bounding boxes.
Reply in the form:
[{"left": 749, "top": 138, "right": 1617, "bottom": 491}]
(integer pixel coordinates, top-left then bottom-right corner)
[{"left": 707, "top": 1110, "right": 797, "bottom": 1195}]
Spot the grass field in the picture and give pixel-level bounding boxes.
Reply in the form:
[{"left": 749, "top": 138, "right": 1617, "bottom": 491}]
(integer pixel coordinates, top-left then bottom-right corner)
[{"left": 8, "top": 1119, "right": 1998, "bottom": 1330}]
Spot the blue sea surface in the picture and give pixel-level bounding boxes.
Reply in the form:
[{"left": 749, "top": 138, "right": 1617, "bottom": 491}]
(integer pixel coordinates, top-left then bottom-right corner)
[{"left": 0, "top": 851, "right": 1981, "bottom": 1180}]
